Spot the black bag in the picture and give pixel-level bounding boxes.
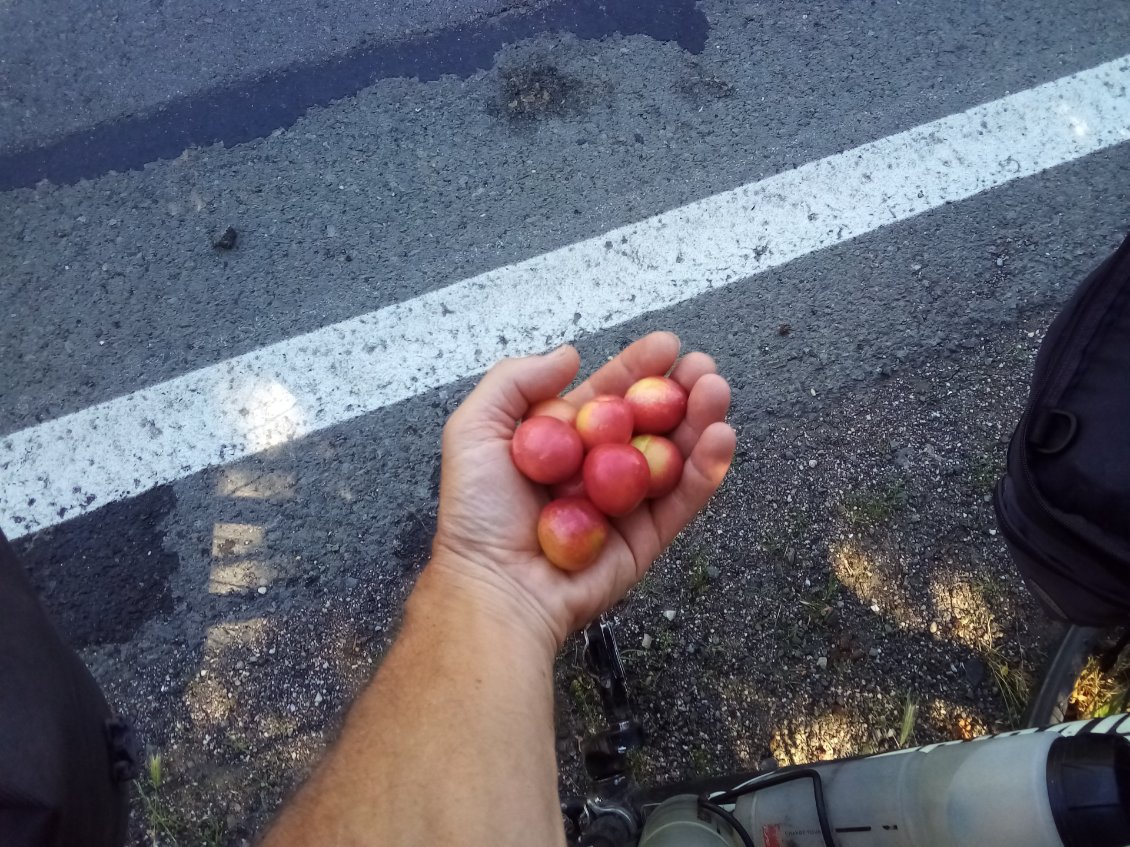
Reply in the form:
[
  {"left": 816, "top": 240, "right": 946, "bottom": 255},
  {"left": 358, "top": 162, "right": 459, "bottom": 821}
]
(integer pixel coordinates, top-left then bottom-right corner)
[
  {"left": 0, "top": 529, "right": 135, "bottom": 846},
  {"left": 995, "top": 231, "right": 1130, "bottom": 627}
]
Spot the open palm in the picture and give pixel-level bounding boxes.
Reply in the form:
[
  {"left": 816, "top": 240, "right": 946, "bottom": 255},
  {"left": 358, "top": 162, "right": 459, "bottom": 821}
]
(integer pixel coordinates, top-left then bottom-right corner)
[{"left": 432, "top": 332, "right": 736, "bottom": 646}]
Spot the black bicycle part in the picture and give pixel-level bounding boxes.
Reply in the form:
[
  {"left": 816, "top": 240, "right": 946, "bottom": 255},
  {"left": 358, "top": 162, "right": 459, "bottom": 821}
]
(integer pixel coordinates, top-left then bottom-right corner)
[
  {"left": 1024, "top": 624, "right": 1111, "bottom": 726},
  {"left": 582, "top": 721, "right": 646, "bottom": 784},
  {"left": 1046, "top": 734, "right": 1130, "bottom": 847},
  {"left": 583, "top": 616, "right": 637, "bottom": 724},
  {"left": 577, "top": 811, "right": 636, "bottom": 847},
  {"left": 1100, "top": 629, "right": 1130, "bottom": 672},
  {"left": 580, "top": 616, "right": 645, "bottom": 795},
  {"left": 710, "top": 767, "right": 835, "bottom": 847},
  {"left": 562, "top": 797, "right": 587, "bottom": 842},
  {"left": 699, "top": 799, "right": 756, "bottom": 847},
  {"left": 632, "top": 770, "right": 763, "bottom": 808}
]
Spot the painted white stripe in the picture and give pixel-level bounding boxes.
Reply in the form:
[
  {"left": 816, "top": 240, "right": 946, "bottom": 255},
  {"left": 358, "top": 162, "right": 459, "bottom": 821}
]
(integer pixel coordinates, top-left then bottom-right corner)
[
  {"left": 1056, "top": 719, "right": 1095, "bottom": 737},
  {"left": 1092, "top": 714, "right": 1127, "bottom": 735},
  {"left": 4, "top": 56, "right": 1130, "bottom": 539}
]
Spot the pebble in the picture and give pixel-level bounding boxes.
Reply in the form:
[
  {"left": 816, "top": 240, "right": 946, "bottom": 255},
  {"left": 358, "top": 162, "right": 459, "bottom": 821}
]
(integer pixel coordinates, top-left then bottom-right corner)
[
  {"left": 808, "top": 459, "right": 818, "bottom": 468},
  {"left": 257, "top": 586, "right": 267, "bottom": 595},
  {"left": 314, "top": 693, "right": 323, "bottom": 706},
  {"left": 870, "top": 603, "right": 880, "bottom": 613},
  {"left": 928, "top": 621, "right": 939, "bottom": 634},
  {"left": 706, "top": 566, "right": 720, "bottom": 580},
  {"left": 816, "top": 656, "right": 828, "bottom": 670},
  {"left": 642, "top": 634, "right": 653, "bottom": 649},
  {"left": 663, "top": 610, "right": 677, "bottom": 622},
  {"left": 868, "top": 647, "right": 880, "bottom": 658},
  {"left": 213, "top": 227, "right": 237, "bottom": 250}
]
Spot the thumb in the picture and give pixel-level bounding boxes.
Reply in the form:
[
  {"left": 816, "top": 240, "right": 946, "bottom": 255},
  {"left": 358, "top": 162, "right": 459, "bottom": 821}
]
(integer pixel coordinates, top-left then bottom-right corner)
[{"left": 458, "top": 346, "right": 582, "bottom": 425}]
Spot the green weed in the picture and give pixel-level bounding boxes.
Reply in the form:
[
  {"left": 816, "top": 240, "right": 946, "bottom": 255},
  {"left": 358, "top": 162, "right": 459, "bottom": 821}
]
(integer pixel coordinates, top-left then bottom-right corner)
[
  {"left": 689, "top": 744, "right": 712, "bottom": 776},
  {"left": 898, "top": 694, "right": 918, "bottom": 747},
  {"left": 568, "top": 676, "right": 603, "bottom": 731},
  {"left": 841, "top": 478, "right": 908, "bottom": 529},
  {"left": 984, "top": 647, "right": 1032, "bottom": 726},
  {"left": 689, "top": 548, "right": 711, "bottom": 599},
  {"left": 763, "top": 508, "right": 811, "bottom": 559},
  {"left": 799, "top": 574, "right": 841, "bottom": 626},
  {"left": 967, "top": 452, "right": 1004, "bottom": 495}
]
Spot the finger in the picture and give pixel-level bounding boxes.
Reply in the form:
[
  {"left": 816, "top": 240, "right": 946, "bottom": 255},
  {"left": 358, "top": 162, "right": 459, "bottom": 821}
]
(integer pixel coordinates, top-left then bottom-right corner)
[
  {"left": 556, "top": 421, "right": 735, "bottom": 627},
  {"left": 609, "top": 503, "right": 664, "bottom": 582},
  {"left": 669, "top": 373, "right": 732, "bottom": 457},
  {"left": 452, "top": 346, "right": 581, "bottom": 428},
  {"left": 561, "top": 527, "right": 658, "bottom": 623},
  {"left": 564, "top": 332, "right": 680, "bottom": 407},
  {"left": 651, "top": 421, "right": 737, "bottom": 548},
  {"left": 668, "top": 351, "right": 717, "bottom": 390}
]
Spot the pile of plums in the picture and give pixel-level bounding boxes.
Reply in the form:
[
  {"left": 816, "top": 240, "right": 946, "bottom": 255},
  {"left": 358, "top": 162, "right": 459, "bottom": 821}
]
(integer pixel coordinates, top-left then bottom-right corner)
[{"left": 510, "top": 376, "right": 688, "bottom": 571}]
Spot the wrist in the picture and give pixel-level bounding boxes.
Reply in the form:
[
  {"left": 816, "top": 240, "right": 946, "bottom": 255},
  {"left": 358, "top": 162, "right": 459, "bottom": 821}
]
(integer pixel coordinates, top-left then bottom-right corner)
[{"left": 411, "top": 551, "right": 562, "bottom": 661}]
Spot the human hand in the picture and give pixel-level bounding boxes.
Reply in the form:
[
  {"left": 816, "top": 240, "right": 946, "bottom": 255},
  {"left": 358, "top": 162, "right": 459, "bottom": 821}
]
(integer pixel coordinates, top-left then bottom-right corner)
[{"left": 427, "top": 332, "right": 736, "bottom": 649}]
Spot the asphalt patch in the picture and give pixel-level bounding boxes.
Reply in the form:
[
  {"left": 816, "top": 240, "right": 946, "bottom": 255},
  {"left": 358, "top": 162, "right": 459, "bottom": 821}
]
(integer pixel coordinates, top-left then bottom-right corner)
[
  {"left": 499, "top": 63, "right": 583, "bottom": 120},
  {"left": 14, "top": 485, "right": 178, "bottom": 648},
  {"left": 0, "top": 0, "right": 707, "bottom": 189}
]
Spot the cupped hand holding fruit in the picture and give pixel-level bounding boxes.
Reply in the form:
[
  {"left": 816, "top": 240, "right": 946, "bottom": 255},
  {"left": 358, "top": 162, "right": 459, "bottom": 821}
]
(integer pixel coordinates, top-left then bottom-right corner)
[{"left": 430, "top": 332, "right": 736, "bottom": 649}]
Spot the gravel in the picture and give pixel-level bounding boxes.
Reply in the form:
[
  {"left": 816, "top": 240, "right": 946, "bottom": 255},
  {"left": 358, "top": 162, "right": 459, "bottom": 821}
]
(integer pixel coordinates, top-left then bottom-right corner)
[
  {"left": 554, "top": 307, "right": 1057, "bottom": 795},
  {"left": 77, "top": 304, "right": 1067, "bottom": 845}
]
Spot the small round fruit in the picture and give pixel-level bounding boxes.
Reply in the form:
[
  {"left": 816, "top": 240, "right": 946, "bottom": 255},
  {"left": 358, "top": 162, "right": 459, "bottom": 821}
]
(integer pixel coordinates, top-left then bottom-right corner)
[
  {"left": 510, "top": 416, "right": 584, "bottom": 485},
  {"left": 583, "top": 443, "right": 650, "bottom": 516},
  {"left": 575, "top": 395, "right": 634, "bottom": 450},
  {"left": 550, "top": 471, "right": 586, "bottom": 500},
  {"left": 538, "top": 497, "right": 609, "bottom": 571},
  {"left": 631, "top": 434, "right": 684, "bottom": 499},
  {"left": 525, "top": 397, "right": 577, "bottom": 425},
  {"left": 625, "top": 376, "right": 688, "bottom": 434}
]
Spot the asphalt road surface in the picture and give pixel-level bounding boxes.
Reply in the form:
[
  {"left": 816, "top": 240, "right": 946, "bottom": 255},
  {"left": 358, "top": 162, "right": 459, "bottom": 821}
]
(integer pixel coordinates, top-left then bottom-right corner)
[{"left": 2, "top": 0, "right": 1130, "bottom": 842}]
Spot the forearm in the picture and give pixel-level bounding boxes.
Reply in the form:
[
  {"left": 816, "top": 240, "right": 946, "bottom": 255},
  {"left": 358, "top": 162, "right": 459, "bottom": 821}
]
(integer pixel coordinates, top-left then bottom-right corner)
[{"left": 261, "top": 560, "right": 564, "bottom": 847}]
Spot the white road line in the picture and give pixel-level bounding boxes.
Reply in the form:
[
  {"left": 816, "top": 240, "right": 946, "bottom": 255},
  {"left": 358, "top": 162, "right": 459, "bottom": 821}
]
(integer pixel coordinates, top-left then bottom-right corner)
[{"left": 4, "top": 56, "right": 1130, "bottom": 539}]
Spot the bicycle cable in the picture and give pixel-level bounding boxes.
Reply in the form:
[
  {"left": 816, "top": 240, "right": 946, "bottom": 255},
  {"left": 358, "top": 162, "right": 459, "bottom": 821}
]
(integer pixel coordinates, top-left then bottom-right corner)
[
  {"left": 698, "top": 798, "right": 756, "bottom": 847},
  {"left": 706, "top": 768, "right": 834, "bottom": 847}
]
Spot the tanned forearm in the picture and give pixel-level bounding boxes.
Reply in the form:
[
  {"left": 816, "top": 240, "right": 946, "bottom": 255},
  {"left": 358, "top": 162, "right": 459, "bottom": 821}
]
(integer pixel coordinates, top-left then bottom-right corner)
[{"left": 260, "top": 559, "right": 564, "bottom": 847}]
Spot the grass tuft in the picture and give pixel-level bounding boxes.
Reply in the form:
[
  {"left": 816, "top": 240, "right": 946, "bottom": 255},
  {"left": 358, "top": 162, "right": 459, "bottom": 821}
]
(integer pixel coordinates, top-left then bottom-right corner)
[
  {"left": 841, "top": 478, "right": 908, "bottom": 529},
  {"left": 898, "top": 695, "right": 918, "bottom": 747}
]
